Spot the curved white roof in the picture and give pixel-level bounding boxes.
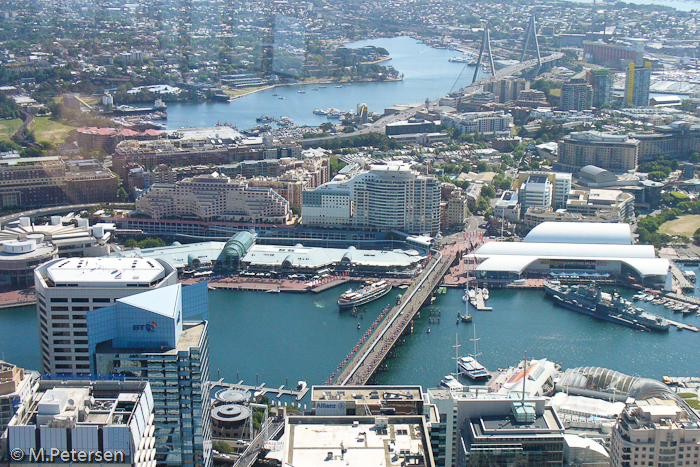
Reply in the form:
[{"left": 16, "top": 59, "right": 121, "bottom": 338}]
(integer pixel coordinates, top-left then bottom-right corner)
[
  {"left": 524, "top": 222, "right": 632, "bottom": 245},
  {"left": 475, "top": 241, "right": 654, "bottom": 259}
]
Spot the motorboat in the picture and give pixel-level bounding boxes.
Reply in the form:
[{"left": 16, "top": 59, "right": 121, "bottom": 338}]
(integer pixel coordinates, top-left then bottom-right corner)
[{"left": 440, "top": 375, "right": 464, "bottom": 392}]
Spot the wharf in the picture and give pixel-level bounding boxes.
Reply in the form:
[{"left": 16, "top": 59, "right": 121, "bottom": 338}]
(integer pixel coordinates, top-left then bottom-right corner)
[
  {"left": 666, "top": 292, "right": 700, "bottom": 306},
  {"left": 214, "top": 380, "right": 309, "bottom": 401},
  {"left": 309, "top": 278, "right": 349, "bottom": 293},
  {"left": 0, "top": 298, "right": 36, "bottom": 309},
  {"left": 664, "top": 376, "right": 700, "bottom": 385},
  {"left": 669, "top": 261, "right": 694, "bottom": 291},
  {"left": 665, "top": 318, "right": 699, "bottom": 332},
  {"left": 474, "top": 289, "right": 492, "bottom": 311}
]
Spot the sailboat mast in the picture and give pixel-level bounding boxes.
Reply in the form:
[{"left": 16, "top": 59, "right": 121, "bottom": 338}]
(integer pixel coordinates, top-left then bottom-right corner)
[
  {"left": 453, "top": 334, "right": 461, "bottom": 376},
  {"left": 470, "top": 324, "right": 481, "bottom": 358}
]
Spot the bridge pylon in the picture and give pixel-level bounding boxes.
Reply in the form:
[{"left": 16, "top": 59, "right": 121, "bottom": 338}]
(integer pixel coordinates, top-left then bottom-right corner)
[
  {"left": 520, "top": 15, "right": 542, "bottom": 73},
  {"left": 472, "top": 28, "right": 496, "bottom": 84}
]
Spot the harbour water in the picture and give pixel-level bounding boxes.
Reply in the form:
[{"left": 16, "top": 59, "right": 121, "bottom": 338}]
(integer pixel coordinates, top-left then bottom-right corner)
[
  {"left": 165, "top": 36, "right": 480, "bottom": 131},
  {"left": 1, "top": 283, "right": 698, "bottom": 391}
]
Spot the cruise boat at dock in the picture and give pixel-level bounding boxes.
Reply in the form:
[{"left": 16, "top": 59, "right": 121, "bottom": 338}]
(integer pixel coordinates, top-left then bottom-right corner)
[{"left": 337, "top": 280, "right": 392, "bottom": 310}]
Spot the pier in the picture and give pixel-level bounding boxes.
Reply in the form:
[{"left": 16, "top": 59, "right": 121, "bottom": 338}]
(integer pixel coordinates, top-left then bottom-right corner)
[
  {"left": 333, "top": 250, "right": 456, "bottom": 386},
  {"left": 668, "top": 261, "right": 694, "bottom": 291}
]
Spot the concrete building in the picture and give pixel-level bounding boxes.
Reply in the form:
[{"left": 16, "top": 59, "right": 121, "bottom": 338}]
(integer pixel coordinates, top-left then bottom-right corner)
[
  {"left": 302, "top": 164, "right": 441, "bottom": 235},
  {"left": 88, "top": 283, "right": 212, "bottom": 467},
  {"left": 426, "top": 389, "right": 565, "bottom": 467},
  {"left": 0, "top": 156, "right": 118, "bottom": 209},
  {"left": 586, "top": 68, "right": 613, "bottom": 108},
  {"left": 6, "top": 380, "right": 155, "bottom": 467},
  {"left": 484, "top": 77, "right": 529, "bottom": 104},
  {"left": 554, "top": 173, "right": 573, "bottom": 210},
  {"left": 446, "top": 188, "right": 469, "bottom": 230},
  {"left": 625, "top": 62, "right": 652, "bottom": 107},
  {"left": 135, "top": 173, "right": 290, "bottom": 224},
  {"left": 495, "top": 190, "right": 520, "bottom": 222},
  {"left": 558, "top": 131, "right": 639, "bottom": 173},
  {"left": 0, "top": 217, "right": 112, "bottom": 286},
  {"left": 441, "top": 111, "right": 513, "bottom": 137},
  {"left": 630, "top": 122, "right": 700, "bottom": 161},
  {"left": 519, "top": 175, "right": 553, "bottom": 215},
  {"left": 385, "top": 118, "right": 436, "bottom": 136},
  {"left": 583, "top": 40, "right": 644, "bottom": 69},
  {"left": 561, "top": 81, "right": 593, "bottom": 111},
  {"left": 611, "top": 399, "right": 700, "bottom": 467},
  {"left": 34, "top": 257, "right": 178, "bottom": 375},
  {"left": 281, "top": 415, "right": 435, "bottom": 467},
  {"left": 566, "top": 189, "right": 635, "bottom": 221},
  {"left": 0, "top": 362, "right": 35, "bottom": 435},
  {"left": 523, "top": 206, "right": 625, "bottom": 228}
]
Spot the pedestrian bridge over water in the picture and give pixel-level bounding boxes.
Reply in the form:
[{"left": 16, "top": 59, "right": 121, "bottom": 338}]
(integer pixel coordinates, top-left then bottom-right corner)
[{"left": 332, "top": 250, "right": 456, "bottom": 386}]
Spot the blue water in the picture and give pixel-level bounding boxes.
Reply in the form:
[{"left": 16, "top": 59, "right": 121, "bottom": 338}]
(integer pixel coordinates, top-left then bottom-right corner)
[
  {"left": 2, "top": 283, "right": 698, "bottom": 391},
  {"left": 571, "top": 0, "right": 698, "bottom": 11},
  {"left": 165, "top": 37, "right": 480, "bottom": 130}
]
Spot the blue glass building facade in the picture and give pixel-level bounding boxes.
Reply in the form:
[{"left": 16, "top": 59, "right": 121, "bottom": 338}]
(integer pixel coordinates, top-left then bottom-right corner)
[{"left": 86, "top": 281, "right": 212, "bottom": 467}]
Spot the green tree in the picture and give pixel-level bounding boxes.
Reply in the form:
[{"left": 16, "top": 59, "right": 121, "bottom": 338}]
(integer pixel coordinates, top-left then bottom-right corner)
[
  {"left": 117, "top": 187, "right": 129, "bottom": 201},
  {"left": 482, "top": 185, "right": 497, "bottom": 198},
  {"left": 125, "top": 239, "right": 138, "bottom": 248}
]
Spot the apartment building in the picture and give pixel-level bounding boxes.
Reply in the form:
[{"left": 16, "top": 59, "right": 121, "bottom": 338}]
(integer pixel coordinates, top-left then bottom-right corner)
[
  {"left": 302, "top": 164, "right": 441, "bottom": 234},
  {"left": 135, "top": 173, "right": 290, "bottom": 224},
  {"left": 558, "top": 131, "right": 639, "bottom": 173}
]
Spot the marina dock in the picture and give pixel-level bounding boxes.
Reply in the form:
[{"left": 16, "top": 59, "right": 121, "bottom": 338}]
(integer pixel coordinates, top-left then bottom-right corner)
[
  {"left": 474, "top": 289, "right": 492, "bottom": 311},
  {"left": 214, "top": 380, "right": 310, "bottom": 401}
]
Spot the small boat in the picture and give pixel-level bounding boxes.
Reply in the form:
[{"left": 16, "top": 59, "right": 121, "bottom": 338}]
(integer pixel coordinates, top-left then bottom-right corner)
[
  {"left": 440, "top": 374, "right": 464, "bottom": 392},
  {"left": 482, "top": 288, "right": 489, "bottom": 301},
  {"left": 461, "top": 314, "right": 473, "bottom": 323},
  {"left": 297, "top": 89, "right": 306, "bottom": 93},
  {"left": 645, "top": 295, "right": 655, "bottom": 302},
  {"left": 297, "top": 381, "right": 307, "bottom": 391},
  {"left": 278, "top": 96, "right": 285, "bottom": 100},
  {"left": 427, "top": 327, "right": 431, "bottom": 334},
  {"left": 335, "top": 84, "right": 343, "bottom": 88},
  {"left": 272, "top": 93, "right": 278, "bottom": 96},
  {"left": 357, "top": 323, "right": 361, "bottom": 329},
  {"left": 319, "top": 85, "right": 327, "bottom": 88}
]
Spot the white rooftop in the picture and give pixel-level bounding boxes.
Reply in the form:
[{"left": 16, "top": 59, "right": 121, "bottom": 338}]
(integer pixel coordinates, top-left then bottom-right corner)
[
  {"left": 119, "top": 283, "right": 181, "bottom": 318},
  {"left": 284, "top": 421, "right": 427, "bottom": 467},
  {"left": 46, "top": 257, "right": 166, "bottom": 286},
  {"left": 524, "top": 222, "right": 632, "bottom": 245}
]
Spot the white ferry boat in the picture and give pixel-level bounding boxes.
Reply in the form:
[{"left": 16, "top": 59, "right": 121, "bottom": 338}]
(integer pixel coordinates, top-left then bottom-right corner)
[{"left": 337, "top": 280, "right": 392, "bottom": 310}]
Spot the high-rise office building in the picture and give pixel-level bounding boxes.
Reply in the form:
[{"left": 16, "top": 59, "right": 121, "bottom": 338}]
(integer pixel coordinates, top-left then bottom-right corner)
[
  {"left": 6, "top": 380, "right": 155, "bottom": 467},
  {"left": 87, "top": 283, "right": 212, "bottom": 467},
  {"left": 611, "top": 399, "right": 700, "bottom": 467},
  {"left": 625, "top": 62, "right": 652, "bottom": 107},
  {"left": 561, "top": 80, "right": 593, "bottom": 111},
  {"left": 586, "top": 68, "right": 613, "bottom": 108},
  {"left": 302, "top": 164, "right": 441, "bottom": 234},
  {"left": 34, "top": 257, "right": 178, "bottom": 375}
]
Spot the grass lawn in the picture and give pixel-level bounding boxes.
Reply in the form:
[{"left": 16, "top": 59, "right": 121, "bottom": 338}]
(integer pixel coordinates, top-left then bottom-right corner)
[
  {"left": 679, "top": 392, "right": 700, "bottom": 409},
  {"left": 0, "top": 118, "right": 22, "bottom": 141},
  {"left": 31, "top": 117, "right": 78, "bottom": 144},
  {"left": 658, "top": 215, "right": 700, "bottom": 237}
]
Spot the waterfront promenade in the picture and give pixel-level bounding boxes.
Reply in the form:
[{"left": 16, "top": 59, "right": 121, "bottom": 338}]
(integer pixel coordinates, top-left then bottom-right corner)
[{"left": 334, "top": 249, "right": 456, "bottom": 385}]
